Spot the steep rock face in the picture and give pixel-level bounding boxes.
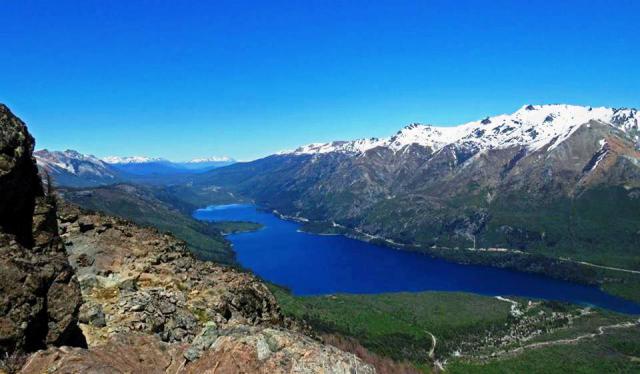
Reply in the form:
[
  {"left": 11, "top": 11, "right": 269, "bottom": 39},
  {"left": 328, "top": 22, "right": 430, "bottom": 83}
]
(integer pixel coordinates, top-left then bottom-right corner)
[
  {"left": 0, "top": 104, "right": 41, "bottom": 246},
  {"left": 0, "top": 105, "right": 83, "bottom": 368}
]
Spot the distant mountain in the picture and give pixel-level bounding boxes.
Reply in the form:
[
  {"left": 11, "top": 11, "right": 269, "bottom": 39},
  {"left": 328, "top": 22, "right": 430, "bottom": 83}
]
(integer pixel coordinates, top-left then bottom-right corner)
[
  {"left": 58, "top": 183, "right": 236, "bottom": 264},
  {"left": 35, "top": 149, "right": 122, "bottom": 187},
  {"left": 101, "top": 155, "right": 166, "bottom": 164},
  {"left": 104, "top": 157, "right": 184, "bottom": 175},
  {"left": 104, "top": 155, "right": 235, "bottom": 175},
  {"left": 194, "top": 104, "right": 640, "bottom": 269},
  {"left": 188, "top": 156, "right": 234, "bottom": 163},
  {"left": 35, "top": 150, "right": 237, "bottom": 187},
  {"left": 175, "top": 156, "right": 235, "bottom": 171}
]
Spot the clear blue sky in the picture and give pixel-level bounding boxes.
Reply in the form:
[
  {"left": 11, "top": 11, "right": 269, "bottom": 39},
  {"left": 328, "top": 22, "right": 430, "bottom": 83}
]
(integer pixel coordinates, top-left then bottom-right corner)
[{"left": 2, "top": 1, "right": 639, "bottom": 161}]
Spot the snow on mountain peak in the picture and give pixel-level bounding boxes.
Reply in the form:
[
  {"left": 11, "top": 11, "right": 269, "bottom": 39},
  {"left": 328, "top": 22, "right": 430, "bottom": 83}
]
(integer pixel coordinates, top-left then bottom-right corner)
[
  {"left": 102, "top": 155, "right": 234, "bottom": 164},
  {"left": 188, "top": 156, "right": 234, "bottom": 163},
  {"left": 102, "top": 156, "right": 166, "bottom": 164},
  {"left": 35, "top": 149, "right": 115, "bottom": 177},
  {"left": 388, "top": 123, "right": 466, "bottom": 152},
  {"left": 285, "top": 104, "right": 638, "bottom": 156},
  {"left": 457, "top": 104, "right": 638, "bottom": 151},
  {"left": 291, "top": 138, "right": 386, "bottom": 155}
]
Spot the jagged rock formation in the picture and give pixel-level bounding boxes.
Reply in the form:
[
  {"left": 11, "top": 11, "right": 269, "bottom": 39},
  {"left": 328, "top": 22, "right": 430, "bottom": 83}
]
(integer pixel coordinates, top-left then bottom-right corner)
[
  {"left": 0, "top": 105, "right": 83, "bottom": 370},
  {"left": 0, "top": 104, "right": 42, "bottom": 246}
]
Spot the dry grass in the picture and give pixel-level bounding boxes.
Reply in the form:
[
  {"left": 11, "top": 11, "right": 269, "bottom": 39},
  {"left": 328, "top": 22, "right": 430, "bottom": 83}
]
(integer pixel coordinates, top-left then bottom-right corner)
[{"left": 322, "top": 334, "right": 425, "bottom": 374}]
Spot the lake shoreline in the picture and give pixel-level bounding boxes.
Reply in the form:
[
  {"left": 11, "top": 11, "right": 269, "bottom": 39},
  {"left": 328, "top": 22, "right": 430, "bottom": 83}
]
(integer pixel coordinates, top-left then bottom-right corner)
[
  {"left": 265, "top": 208, "right": 640, "bottom": 302},
  {"left": 194, "top": 204, "right": 640, "bottom": 314},
  {"left": 261, "top": 208, "right": 640, "bottom": 305}
]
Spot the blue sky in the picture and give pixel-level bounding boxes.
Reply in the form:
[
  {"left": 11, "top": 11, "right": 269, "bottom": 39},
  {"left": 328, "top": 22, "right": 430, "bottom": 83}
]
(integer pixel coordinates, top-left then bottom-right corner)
[{"left": 2, "top": 1, "right": 639, "bottom": 161}]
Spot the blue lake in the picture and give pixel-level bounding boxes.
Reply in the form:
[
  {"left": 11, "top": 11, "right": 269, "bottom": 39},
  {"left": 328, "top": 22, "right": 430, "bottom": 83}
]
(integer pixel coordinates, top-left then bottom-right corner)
[{"left": 194, "top": 204, "right": 640, "bottom": 314}]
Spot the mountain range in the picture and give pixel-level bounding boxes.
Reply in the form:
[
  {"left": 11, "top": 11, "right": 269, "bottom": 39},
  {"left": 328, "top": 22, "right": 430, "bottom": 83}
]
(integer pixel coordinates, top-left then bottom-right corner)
[
  {"left": 35, "top": 150, "right": 235, "bottom": 186},
  {"left": 12, "top": 102, "right": 640, "bottom": 372},
  {"left": 37, "top": 104, "right": 640, "bottom": 270},
  {"left": 192, "top": 104, "right": 640, "bottom": 269}
]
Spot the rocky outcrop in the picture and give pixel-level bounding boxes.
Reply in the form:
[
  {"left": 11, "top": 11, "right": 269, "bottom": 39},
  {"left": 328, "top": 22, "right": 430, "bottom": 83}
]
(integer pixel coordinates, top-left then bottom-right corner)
[
  {"left": 0, "top": 105, "right": 83, "bottom": 370},
  {"left": 0, "top": 104, "right": 41, "bottom": 247},
  {"left": 55, "top": 204, "right": 284, "bottom": 346},
  {"left": 17, "top": 203, "right": 373, "bottom": 373},
  {"left": 21, "top": 327, "right": 373, "bottom": 374},
  {"left": 185, "top": 326, "right": 374, "bottom": 373}
]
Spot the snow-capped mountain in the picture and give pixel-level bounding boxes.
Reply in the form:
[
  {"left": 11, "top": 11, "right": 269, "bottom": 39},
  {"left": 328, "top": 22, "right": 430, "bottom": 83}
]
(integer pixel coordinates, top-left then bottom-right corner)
[
  {"left": 176, "top": 157, "right": 235, "bottom": 171},
  {"left": 102, "top": 156, "right": 181, "bottom": 176},
  {"left": 188, "top": 156, "right": 234, "bottom": 163},
  {"left": 103, "top": 155, "right": 234, "bottom": 164},
  {"left": 289, "top": 138, "right": 387, "bottom": 155},
  {"left": 103, "top": 155, "right": 236, "bottom": 175},
  {"left": 36, "top": 150, "right": 238, "bottom": 185},
  {"left": 289, "top": 104, "right": 639, "bottom": 156},
  {"left": 195, "top": 103, "right": 640, "bottom": 258},
  {"left": 102, "top": 156, "right": 167, "bottom": 164},
  {"left": 35, "top": 149, "right": 121, "bottom": 187}
]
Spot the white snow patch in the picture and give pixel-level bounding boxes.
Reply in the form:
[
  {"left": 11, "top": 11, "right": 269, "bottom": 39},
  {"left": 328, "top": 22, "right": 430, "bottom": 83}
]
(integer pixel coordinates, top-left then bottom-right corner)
[
  {"left": 102, "top": 155, "right": 165, "bottom": 164},
  {"left": 589, "top": 139, "right": 609, "bottom": 172},
  {"left": 188, "top": 156, "right": 234, "bottom": 163}
]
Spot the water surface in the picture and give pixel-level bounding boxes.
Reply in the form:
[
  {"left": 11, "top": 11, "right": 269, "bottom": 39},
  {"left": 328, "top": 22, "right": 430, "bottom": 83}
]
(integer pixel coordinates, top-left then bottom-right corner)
[{"left": 194, "top": 204, "right": 640, "bottom": 314}]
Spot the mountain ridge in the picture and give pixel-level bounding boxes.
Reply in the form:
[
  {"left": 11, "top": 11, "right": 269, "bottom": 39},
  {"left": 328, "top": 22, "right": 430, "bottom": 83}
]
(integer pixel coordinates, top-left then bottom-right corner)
[
  {"left": 36, "top": 150, "right": 236, "bottom": 187},
  {"left": 192, "top": 103, "right": 640, "bottom": 275},
  {"left": 35, "top": 149, "right": 121, "bottom": 187},
  {"left": 103, "top": 155, "right": 235, "bottom": 164},
  {"left": 286, "top": 104, "right": 638, "bottom": 156}
]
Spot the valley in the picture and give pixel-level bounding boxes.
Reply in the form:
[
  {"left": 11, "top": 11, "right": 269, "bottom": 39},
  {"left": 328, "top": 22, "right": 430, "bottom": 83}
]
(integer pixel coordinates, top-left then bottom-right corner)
[
  {"left": 194, "top": 204, "right": 640, "bottom": 313},
  {"left": 59, "top": 183, "right": 238, "bottom": 264},
  {"left": 187, "top": 106, "right": 640, "bottom": 272},
  {"left": 271, "top": 288, "right": 640, "bottom": 373},
  {"left": 22, "top": 103, "right": 640, "bottom": 373},
  {"left": 6, "top": 2, "right": 640, "bottom": 372}
]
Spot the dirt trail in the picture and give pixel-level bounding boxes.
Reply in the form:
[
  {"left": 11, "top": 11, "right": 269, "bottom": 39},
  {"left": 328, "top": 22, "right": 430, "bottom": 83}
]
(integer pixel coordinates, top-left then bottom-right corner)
[
  {"left": 494, "top": 296, "right": 523, "bottom": 317},
  {"left": 560, "top": 258, "right": 640, "bottom": 275},
  {"left": 426, "top": 331, "right": 436, "bottom": 359}
]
